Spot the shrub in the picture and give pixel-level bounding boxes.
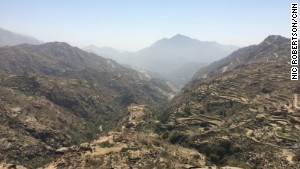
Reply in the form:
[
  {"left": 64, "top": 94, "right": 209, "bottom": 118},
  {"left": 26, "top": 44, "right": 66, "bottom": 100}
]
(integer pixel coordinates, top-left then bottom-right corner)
[
  {"left": 226, "top": 156, "right": 248, "bottom": 168},
  {"left": 198, "top": 140, "right": 233, "bottom": 165},
  {"left": 183, "top": 103, "right": 191, "bottom": 116},
  {"left": 113, "top": 135, "right": 123, "bottom": 142},
  {"left": 125, "top": 123, "right": 135, "bottom": 128},
  {"left": 161, "top": 131, "right": 169, "bottom": 139},
  {"left": 169, "top": 131, "right": 186, "bottom": 144},
  {"left": 200, "top": 121, "right": 209, "bottom": 127},
  {"left": 98, "top": 141, "right": 114, "bottom": 148},
  {"left": 159, "top": 111, "right": 169, "bottom": 124},
  {"left": 153, "top": 140, "right": 161, "bottom": 147}
]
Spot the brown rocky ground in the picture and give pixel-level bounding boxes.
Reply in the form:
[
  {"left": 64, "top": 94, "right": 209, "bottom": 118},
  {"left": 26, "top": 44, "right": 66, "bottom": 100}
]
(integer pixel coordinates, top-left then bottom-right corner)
[
  {"left": 166, "top": 63, "right": 300, "bottom": 169},
  {"left": 38, "top": 104, "right": 212, "bottom": 169}
]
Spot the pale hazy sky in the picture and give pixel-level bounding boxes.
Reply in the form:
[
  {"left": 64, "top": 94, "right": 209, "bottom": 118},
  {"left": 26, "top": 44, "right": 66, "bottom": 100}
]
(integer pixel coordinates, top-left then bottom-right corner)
[{"left": 0, "top": 0, "right": 294, "bottom": 51}]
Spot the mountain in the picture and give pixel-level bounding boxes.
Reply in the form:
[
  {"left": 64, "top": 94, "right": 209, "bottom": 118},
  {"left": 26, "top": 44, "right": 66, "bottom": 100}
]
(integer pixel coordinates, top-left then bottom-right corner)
[
  {"left": 0, "top": 27, "right": 42, "bottom": 46},
  {"left": 193, "top": 35, "right": 290, "bottom": 79},
  {"left": 0, "top": 42, "right": 175, "bottom": 168},
  {"left": 1, "top": 34, "right": 297, "bottom": 168},
  {"left": 132, "top": 34, "right": 238, "bottom": 76},
  {"left": 84, "top": 35, "right": 239, "bottom": 88},
  {"left": 162, "top": 35, "right": 300, "bottom": 168}
]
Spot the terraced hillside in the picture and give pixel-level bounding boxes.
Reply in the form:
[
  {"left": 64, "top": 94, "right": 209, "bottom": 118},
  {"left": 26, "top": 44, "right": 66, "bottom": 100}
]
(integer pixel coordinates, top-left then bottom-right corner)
[
  {"left": 193, "top": 35, "right": 291, "bottom": 79},
  {"left": 165, "top": 36, "right": 300, "bottom": 168},
  {"left": 0, "top": 42, "right": 175, "bottom": 168},
  {"left": 34, "top": 104, "right": 210, "bottom": 169}
]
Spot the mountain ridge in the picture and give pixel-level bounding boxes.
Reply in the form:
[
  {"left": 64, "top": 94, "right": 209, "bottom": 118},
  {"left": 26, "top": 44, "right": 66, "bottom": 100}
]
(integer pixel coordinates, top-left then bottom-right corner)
[
  {"left": 84, "top": 34, "right": 239, "bottom": 88},
  {"left": 0, "top": 41, "right": 174, "bottom": 168},
  {"left": 0, "top": 27, "right": 43, "bottom": 46},
  {"left": 192, "top": 35, "right": 290, "bottom": 80}
]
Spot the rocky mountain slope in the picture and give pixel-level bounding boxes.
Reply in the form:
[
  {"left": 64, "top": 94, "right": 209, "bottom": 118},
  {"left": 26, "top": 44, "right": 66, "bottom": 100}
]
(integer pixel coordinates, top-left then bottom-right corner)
[
  {"left": 35, "top": 104, "right": 211, "bottom": 169},
  {"left": 0, "top": 34, "right": 297, "bottom": 169},
  {"left": 164, "top": 35, "right": 300, "bottom": 168},
  {"left": 193, "top": 35, "right": 290, "bottom": 79},
  {"left": 0, "top": 27, "right": 42, "bottom": 46},
  {"left": 0, "top": 42, "right": 174, "bottom": 168}
]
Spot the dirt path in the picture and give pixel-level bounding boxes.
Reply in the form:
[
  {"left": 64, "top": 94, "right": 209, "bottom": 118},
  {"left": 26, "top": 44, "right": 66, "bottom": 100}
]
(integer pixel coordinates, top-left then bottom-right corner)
[{"left": 86, "top": 144, "right": 126, "bottom": 156}]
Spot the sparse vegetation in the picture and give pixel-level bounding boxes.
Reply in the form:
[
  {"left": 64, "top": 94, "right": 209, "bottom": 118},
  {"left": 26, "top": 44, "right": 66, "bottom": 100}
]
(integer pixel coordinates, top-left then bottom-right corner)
[
  {"left": 169, "top": 131, "right": 187, "bottom": 144},
  {"left": 0, "top": 12, "right": 298, "bottom": 169},
  {"left": 98, "top": 141, "right": 115, "bottom": 148},
  {"left": 293, "top": 151, "right": 300, "bottom": 162}
]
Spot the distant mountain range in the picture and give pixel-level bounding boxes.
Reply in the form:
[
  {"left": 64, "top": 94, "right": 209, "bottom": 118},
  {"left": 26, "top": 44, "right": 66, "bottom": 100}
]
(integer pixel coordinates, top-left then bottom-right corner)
[
  {"left": 0, "top": 27, "right": 42, "bottom": 46},
  {"left": 85, "top": 34, "right": 239, "bottom": 88},
  {"left": 84, "top": 45, "right": 124, "bottom": 61}
]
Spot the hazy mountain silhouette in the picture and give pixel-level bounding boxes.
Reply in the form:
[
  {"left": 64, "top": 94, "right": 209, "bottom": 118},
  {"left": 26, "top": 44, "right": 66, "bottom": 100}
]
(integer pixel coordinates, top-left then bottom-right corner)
[
  {"left": 85, "top": 34, "right": 238, "bottom": 88},
  {"left": 0, "top": 27, "right": 42, "bottom": 46},
  {"left": 167, "top": 62, "right": 207, "bottom": 88},
  {"left": 84, "top": 45, "right": 124, "bottom": 61},
  {"left": 132, "top": 34, "right": 238, "bottom": 75}
]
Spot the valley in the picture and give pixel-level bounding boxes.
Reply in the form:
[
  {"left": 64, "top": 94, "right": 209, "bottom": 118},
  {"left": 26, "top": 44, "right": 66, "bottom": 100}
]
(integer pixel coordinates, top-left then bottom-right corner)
[
  {"left": 0, "top": 0, "right": 296, "bottom": 168},
  {"left": 85, "top": 34, "right": 238, "bottom": 88},
  {"left": 0, "top": 29, "right": 298, "bottom": 169}
]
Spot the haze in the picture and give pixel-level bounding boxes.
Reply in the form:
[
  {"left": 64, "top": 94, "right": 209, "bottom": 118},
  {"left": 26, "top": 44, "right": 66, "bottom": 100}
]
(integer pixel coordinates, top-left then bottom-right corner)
[{"left": 0, "top": 0, "right": 291, "bottom": 51}]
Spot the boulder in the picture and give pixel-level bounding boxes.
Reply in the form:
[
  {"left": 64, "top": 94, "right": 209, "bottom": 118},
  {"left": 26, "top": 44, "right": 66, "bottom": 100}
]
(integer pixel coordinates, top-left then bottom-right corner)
[
  {"left": 55, "top": 147, "right": 69, "bottom": 154},
  {"left": 256, "top": 114, "right": 266, "bottom": 122}
]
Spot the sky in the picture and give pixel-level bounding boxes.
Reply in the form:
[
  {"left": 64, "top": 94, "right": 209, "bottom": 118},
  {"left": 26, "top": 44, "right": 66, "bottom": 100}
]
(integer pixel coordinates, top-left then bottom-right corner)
[{"left": 0, "top": 0, "right": 295, "bottom": 51}]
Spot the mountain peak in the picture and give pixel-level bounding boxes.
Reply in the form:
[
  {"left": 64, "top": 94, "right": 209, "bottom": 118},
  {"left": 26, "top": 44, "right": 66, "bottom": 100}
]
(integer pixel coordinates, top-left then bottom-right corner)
[
  {"left": 262, "top": 35, "right": 288, "bottom": 45},
  {"left": 170, "top": 34, "right": 191, "bottom": 40},
  {"left": 44, "top": 41, "right": 72, "bottom": 48}
]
